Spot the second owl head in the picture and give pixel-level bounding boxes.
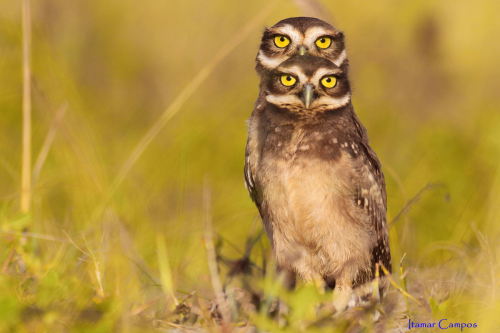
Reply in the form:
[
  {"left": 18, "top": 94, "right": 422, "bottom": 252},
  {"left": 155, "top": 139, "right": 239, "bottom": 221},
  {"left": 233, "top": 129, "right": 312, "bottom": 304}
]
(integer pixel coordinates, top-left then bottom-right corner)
[{"left": 256, "top": 17, "right": 347, "bottom": 74}]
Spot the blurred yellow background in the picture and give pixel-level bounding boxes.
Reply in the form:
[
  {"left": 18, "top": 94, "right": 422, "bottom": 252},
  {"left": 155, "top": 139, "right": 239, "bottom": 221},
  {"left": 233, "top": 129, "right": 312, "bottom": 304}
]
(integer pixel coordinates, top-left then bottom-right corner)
[{"left": 0, "top": 0, "right": 499, "bottom": 331}]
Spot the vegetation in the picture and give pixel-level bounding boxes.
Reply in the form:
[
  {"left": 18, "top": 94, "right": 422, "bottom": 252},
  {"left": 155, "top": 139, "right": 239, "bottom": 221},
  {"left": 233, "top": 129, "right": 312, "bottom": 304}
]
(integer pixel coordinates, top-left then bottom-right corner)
[{"left": 0, "top": 0, "right": 498, "bottom": 331}]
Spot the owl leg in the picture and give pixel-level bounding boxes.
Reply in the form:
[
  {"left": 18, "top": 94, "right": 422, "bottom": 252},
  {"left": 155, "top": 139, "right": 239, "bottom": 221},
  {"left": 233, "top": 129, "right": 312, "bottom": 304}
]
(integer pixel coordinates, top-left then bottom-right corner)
[
  {"left": 332, "top": 284, "right": 352, "bottom": 312},
  {"left": 332, "top": 273, "right": 355, "bottom": 312}
]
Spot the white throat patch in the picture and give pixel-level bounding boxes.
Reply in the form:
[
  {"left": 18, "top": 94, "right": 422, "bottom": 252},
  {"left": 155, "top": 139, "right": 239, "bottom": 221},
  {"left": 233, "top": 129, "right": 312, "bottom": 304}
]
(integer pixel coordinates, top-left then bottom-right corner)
[
  {"left": 311, "top": 94, "right": 351, "bottom": 109},
  {"left": 266, "top": 93, "right": 351, "bottom": 111}
]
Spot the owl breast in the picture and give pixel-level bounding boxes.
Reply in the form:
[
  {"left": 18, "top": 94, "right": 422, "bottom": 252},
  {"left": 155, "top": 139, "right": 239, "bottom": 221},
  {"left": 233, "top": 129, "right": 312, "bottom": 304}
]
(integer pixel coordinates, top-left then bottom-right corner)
[{"left": 256, "top": 127, "right": 374, "bottom": 281}]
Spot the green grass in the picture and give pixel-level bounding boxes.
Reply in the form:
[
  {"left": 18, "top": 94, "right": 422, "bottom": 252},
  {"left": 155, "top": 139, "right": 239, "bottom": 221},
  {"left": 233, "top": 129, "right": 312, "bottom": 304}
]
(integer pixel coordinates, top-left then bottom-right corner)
[{"left": 0, "top": 0, "right": 499, "bottom": 331}]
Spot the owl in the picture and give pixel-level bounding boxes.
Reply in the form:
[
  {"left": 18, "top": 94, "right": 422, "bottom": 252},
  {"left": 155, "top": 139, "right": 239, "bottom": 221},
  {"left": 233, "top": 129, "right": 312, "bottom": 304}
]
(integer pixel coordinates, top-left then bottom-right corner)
[
  {"left": 255, "top": 17, "right": 347, "bottom": 76},
  {"left": 244, "top": 54, "right": 391, "bottom": 309}
]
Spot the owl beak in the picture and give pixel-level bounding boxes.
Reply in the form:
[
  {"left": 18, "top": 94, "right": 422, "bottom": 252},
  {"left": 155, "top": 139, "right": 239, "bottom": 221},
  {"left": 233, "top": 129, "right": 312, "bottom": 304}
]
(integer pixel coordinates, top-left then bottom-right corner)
[
  {"left": 302, "top": 84, "right": 314, "bottom": 109},
  {"left": 298, "top": 45, "right": 307, "bottom": 56}
]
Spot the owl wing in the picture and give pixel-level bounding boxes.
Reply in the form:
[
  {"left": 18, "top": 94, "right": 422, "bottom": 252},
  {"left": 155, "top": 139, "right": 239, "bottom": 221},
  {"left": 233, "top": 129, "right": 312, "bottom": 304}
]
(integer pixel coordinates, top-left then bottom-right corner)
[
  {"left": 244, "top": 142, "right": 258, "bottom": 204},
  {"left": 244, "top": 98, "right": 266, "bottom": 209},
  {"left": 349, "top": 115, "right": 392, "bottom": 283}
]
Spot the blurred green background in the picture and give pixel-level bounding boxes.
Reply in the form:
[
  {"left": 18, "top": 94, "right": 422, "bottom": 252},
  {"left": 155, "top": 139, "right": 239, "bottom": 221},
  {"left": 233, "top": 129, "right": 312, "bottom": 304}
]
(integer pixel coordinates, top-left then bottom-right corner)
[{"left": 1, "top": 0, "right": 499, "bottom": 331}]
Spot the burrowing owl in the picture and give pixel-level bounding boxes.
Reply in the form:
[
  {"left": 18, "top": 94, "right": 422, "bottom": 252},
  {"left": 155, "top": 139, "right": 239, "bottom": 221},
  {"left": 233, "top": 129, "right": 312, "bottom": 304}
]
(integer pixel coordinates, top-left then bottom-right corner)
[
  {"left": 255, "top": 17, "right": 347, "bottom": 75},
  {"left": 244, "top": 54, "right": 391, "bottom": 308}
]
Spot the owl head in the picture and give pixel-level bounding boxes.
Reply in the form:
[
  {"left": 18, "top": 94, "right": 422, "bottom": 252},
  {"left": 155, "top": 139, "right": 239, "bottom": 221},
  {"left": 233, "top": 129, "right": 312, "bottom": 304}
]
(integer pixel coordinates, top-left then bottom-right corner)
[
  {"left": 256, "top": 17, "right": 346, "bottom": 75},
  {"left": 262, "top": 54, "right": 351, "bottom": 115}
]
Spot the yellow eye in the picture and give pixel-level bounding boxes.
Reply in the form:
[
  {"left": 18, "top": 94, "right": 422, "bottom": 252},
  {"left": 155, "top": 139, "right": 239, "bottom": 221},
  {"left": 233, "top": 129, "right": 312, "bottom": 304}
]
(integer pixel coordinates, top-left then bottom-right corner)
[
  {"left": 315, "top": 36, "right": 332, "bottom": 49},
  {"left": 274, "top": 35, "right": 290, "bottom": 48},
  {"left": 321, "top": 76, "right": 337, "bottom": 88},
  {"left": 280, "top": 75, "right": 297, "bottom": 87}
]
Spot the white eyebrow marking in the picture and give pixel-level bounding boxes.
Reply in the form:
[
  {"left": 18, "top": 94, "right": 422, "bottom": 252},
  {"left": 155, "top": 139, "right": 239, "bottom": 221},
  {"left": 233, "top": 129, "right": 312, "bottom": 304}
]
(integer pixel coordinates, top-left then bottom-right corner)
[
  {"left": 278, "top": 65, "right": 307, "bottom": 83},
  {"left": 303, "top": 26, "right": 335, "bottom": 46},
  {"left": 272, "top": 24, "right": 303, "bottom": 44},
  {"left": 311, "top": 94, "right": 351, "bottom": 109},
  {"left": 257, "top": 50, "right": 288, "bottom": 70},
  {"left": 311, "top": 67, "right": 342, "bottom": 84}
]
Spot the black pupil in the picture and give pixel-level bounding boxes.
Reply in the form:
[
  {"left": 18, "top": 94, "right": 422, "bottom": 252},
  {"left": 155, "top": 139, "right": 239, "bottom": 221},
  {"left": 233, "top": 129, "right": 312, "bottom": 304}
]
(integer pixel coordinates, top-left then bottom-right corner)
[
  {"left": 280, "top": 37, "right": 285, "bottom": 42},
  {"left": 321, "top": 38, "right": 326, "bottom": 43},
  {"left": 286, "top": 76, "right": 291, "bottom": 81},
  {"left": 326, "top": 78, "right": 331, "bottom": 82}
]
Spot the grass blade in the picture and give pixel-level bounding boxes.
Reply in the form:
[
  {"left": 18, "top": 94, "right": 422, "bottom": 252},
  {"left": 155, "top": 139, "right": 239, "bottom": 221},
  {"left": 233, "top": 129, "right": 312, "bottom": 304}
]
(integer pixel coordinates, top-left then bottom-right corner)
[
  {"left": 21, "top": 0, "right": 32, "bottom": 213},
  {"left": 156, "top": 233, "right": 179, "bottom": 308},
  {"left": 32, "top": 103, "right": 67, "bottom": 184}
]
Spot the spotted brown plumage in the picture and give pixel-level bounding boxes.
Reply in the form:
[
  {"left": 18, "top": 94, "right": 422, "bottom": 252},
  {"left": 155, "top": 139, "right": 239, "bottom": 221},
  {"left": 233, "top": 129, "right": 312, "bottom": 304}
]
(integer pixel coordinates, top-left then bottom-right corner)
[{"left": 244, "top": 54, "right": 391, "bottom": 309}]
